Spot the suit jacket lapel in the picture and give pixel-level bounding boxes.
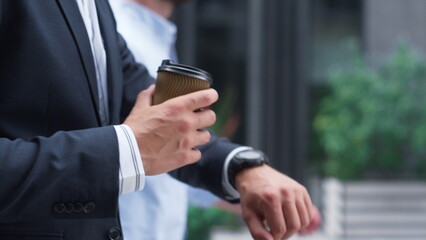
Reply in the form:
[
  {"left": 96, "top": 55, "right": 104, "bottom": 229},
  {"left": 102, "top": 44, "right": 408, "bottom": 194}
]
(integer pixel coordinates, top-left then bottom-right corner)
[
  {"left": 56, "top": 0, "right": 102, "bottom": 125},
  {"left": 95, "top": 0, "right": 122, "bottom": 125}
]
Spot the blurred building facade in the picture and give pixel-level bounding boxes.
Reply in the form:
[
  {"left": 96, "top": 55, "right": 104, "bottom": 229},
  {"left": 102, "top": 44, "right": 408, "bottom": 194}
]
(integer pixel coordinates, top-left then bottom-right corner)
[
  {"left": 174, "top": 0, "right": 426, "bottom": 183},
  {"left": 174, "top": 0, "right": 311, "bottom": 184}
]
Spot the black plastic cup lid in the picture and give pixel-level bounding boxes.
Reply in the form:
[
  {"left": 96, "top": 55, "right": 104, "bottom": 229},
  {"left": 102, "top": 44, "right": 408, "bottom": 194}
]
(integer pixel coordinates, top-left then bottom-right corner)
[{"left": 157, "top": 60, "right": 213, "bottom": 83}]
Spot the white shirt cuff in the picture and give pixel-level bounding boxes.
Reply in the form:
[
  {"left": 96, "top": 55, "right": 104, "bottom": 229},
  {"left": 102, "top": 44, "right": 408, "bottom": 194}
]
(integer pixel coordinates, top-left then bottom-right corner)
[
  {"left": 222, "top": 146, "right": 253, "bottom": 200},
  {"left": 114, "top": 124, "right": 145, "bottom": 195}
]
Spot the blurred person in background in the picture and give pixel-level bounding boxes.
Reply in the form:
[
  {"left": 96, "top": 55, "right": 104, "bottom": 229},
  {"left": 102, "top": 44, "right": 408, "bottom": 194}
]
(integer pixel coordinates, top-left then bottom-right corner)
[
  {"left": 110, "top": 0, "right": 321, "bottom": 239},
  {"left": 109, "top": 0, "right": 240, "bottom": 239}
]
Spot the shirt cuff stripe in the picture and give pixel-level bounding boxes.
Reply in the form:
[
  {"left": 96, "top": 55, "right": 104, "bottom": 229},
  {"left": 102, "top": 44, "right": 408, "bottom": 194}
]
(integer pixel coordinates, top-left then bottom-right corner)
[
  {"left": 114, "top": 124, "right": 145, "bottom": 195},
  {"left": 119, "top": 125, "right": 141, "bottom": 191},
  {"left": 119, "top": 168, "right": 124, "bottom": 195}
]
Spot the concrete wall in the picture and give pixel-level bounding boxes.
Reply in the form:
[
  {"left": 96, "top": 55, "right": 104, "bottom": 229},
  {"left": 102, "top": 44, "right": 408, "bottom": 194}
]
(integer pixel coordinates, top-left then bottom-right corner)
[{"left": 364, "top": 0, "right": 426, "bottom": 60}]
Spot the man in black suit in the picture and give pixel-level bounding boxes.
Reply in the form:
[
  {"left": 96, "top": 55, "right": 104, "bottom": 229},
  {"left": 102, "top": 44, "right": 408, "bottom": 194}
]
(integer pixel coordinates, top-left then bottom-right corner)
[{"left": 0, "top": 1, "right": 313, "bottom": 240}]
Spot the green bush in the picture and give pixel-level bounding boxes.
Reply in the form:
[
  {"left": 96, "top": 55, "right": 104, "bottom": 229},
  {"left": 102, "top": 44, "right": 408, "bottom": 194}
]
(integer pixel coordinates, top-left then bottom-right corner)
[
  {"left": 314, "top": 45, "right": 426, "bottom": 180},
  {"left": 186, "top": 206, "right": 241, "bottom": 240}
]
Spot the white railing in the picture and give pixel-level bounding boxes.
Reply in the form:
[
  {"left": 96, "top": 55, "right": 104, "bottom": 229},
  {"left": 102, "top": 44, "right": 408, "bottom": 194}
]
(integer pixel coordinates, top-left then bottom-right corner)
[{"left": 322, "top": 178, "right": 426, "bottom": 240}]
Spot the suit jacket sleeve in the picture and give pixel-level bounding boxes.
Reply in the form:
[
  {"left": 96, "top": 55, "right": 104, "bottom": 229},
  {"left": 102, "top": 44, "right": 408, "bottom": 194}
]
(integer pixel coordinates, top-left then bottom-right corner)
[
  {"left": 170, "top": 133, "right": 242, "bottom": 200},
  {"left": 0, "top": 127, "right": 120, "bottom": 221}
]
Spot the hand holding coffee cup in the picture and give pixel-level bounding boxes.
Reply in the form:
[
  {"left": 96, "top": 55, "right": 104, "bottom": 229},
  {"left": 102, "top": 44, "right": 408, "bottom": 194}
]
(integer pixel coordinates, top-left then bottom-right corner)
[
  {"left": 123, "top": 64, "right": 217, "bottom": 175},
  {"left": 153, "top": 60, "right": 213, "bottom": 105},
  {"left": 123, "top": 60, "right": 215, "bottom": 175}
]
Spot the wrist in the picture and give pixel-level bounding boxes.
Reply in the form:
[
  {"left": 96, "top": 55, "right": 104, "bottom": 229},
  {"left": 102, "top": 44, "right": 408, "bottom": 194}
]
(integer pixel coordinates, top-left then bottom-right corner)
[{"left": 234, "top": 165, "right": 264, "bottom": 193}]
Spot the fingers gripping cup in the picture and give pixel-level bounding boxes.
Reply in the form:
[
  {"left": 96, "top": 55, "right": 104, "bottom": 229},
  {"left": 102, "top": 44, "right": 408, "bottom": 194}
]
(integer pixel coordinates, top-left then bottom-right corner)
[{"left": 153, "top": 60, "right": 213, "bottom": 105}]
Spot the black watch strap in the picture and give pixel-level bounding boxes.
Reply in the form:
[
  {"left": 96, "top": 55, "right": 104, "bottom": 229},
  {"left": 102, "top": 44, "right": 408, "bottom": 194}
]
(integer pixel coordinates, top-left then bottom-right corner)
[{"left": 227, "top": 149, "right": 269, "bottom": 189}]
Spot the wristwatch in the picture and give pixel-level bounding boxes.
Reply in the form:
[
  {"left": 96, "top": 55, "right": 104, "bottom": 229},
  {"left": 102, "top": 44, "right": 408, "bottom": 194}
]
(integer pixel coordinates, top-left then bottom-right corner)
[{"left": 228, "top": 149, "right": 269, "bottom": 188}]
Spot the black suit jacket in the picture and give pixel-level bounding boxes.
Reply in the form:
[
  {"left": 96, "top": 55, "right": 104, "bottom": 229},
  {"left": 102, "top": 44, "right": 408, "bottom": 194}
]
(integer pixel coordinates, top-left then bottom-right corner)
[{"left": 0, "top": 1, "right": 240, "bottom": 239}]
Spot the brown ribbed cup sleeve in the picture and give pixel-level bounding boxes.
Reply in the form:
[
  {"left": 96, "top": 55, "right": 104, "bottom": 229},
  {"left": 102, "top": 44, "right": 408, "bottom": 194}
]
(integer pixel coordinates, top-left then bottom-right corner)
[{"left": 153, "top": 72, "right": 212, "bottom": 105}]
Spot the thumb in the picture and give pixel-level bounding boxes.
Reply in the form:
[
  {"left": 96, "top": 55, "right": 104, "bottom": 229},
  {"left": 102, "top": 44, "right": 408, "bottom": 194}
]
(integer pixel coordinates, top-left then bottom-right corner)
[{"left": 135, "top": 85, "right": 156, "bottom": 109}]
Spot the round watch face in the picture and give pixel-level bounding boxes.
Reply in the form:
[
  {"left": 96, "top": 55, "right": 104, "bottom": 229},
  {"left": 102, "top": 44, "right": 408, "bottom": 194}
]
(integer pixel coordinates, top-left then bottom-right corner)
[{"left": 237, "top": 150, "right": 262, "bottom": 160}]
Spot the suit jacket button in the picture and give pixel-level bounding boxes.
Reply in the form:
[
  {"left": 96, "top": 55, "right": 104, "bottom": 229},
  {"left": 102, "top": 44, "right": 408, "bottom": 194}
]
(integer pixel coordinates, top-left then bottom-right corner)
[
  {"left": 108, "top": 227, "right": 121, "bottom": 240},
  {"left": 65, "top": 203, "right": 75, "bottom": 213},
  {"left": 74, "top": 202, "right": 84, "bottom": 213},
  {"left": 53, "top": 203, "right": 66, "bottom": 214},
  {"left": 84, "top": 202, "right": 96, "bottom": 213}
]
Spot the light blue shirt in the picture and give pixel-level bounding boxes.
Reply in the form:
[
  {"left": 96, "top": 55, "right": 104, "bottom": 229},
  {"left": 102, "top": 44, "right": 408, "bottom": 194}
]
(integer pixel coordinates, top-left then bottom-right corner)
[{"left": 110, "top": 1, "right": 220, "bottom": 239}]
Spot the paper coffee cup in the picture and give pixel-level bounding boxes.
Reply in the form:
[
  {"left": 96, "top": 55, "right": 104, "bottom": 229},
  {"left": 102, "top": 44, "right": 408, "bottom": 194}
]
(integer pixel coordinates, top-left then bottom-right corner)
[{"left": 153, "top": 60, "right": 213, "bottom": 105}]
